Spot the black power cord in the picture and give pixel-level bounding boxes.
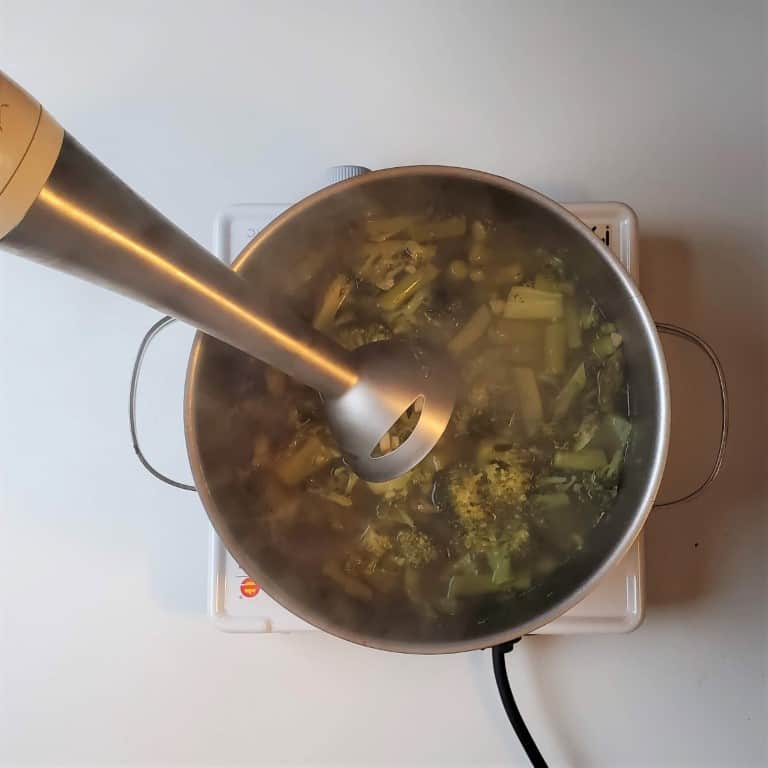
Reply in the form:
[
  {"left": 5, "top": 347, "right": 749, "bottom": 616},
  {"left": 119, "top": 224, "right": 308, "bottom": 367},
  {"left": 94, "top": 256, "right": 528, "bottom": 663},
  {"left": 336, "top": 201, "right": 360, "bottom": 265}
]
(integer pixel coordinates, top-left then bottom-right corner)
[{"left": 491, "top": 640, "right": 549, "bottom": 768}]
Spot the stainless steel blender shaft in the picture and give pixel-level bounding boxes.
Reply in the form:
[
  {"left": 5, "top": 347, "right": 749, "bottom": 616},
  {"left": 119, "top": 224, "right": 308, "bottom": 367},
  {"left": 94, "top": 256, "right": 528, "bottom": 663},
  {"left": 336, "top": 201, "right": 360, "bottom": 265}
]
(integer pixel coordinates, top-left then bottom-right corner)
[
  {"left": 0, "top": 70, "right": 456, "bottom": 481},
  {"left": 3, "top": 134, "right": 358, "bottom": 398}
]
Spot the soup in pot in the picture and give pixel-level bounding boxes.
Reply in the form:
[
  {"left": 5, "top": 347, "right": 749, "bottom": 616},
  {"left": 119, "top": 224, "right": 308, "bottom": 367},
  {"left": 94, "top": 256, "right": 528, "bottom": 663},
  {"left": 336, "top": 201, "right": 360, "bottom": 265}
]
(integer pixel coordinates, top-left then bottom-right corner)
[{"left": 220, "top": 213, "right": 630, "bottom": 624}]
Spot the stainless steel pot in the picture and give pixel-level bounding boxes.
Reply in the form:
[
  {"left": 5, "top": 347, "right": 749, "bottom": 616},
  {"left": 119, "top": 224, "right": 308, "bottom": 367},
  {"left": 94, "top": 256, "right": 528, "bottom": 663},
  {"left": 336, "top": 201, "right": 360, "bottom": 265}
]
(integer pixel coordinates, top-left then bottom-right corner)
[{"left": 171, "top": 166, "right": 713, "bottom": 653}]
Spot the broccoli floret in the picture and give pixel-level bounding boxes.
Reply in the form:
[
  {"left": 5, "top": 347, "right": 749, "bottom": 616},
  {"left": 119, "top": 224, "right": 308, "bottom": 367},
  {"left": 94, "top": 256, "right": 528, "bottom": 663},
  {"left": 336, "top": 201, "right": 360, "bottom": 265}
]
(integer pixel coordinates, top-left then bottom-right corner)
[
  {"left": 367, "top": 472, "right": 412, "bottom": 502},
  {"left": 367, "top": 456, "right": 438, "bottom": 530},
  {"left": 437, "top": 460, "right": 532, "bottom": 524},
  {"left": 463, "top": 520, "right": 530, "bottom": 554},
  {"left": 334, "top": 321, "right": 393, "bottom": 351},
  {"left": 360, "top": 526, "right": 393, "bottom": 558},
  {"left": 394, "top": 529, "right": 437, "bottom": 568},
  {"left": 306, "top": 462, "right": 358, "bottom": 507},
  {"left": 571, "top": 465, "right": 621, "bottom": 510},
  {"left": 354, "top": 524, "right": 435, "bottom": 577},
  {"left": 434, "top": 458, "right": 533, "bottom": 561},
  {"left": 456, "top": 496, "right": 531, "bottom": 554},
  {"left": 367, "top": 453, "right": 437, "bottom": 500},
  {"left": 485, "top": 461, "right": 533, "bottom": 506}
]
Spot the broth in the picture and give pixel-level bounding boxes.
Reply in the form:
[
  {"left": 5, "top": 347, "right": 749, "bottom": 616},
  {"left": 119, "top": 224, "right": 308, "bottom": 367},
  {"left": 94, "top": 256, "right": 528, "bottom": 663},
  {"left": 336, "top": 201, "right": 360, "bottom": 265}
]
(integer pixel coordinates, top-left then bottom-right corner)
[{"left": 223, "top": 214, "right": 630, "bottom": 624}]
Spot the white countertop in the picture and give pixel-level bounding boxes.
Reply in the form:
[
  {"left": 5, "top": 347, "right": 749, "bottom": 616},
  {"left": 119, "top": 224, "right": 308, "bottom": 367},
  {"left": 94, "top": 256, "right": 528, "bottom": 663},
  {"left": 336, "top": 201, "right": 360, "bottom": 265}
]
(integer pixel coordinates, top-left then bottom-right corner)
[{"left": 1, "top": 2, "right": 766, "bottom": 766}]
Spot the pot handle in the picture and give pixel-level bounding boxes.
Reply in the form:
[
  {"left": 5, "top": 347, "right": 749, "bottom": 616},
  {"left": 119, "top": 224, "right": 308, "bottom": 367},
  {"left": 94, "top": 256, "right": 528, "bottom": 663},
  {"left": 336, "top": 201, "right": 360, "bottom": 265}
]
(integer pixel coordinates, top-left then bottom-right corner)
[
  {"left": 128, "top": 317, "right": 729, "bottom": 502},
  {"left": 653, "top": 322, "right": 729, "bottom": 507},
  {"left": 129, "top": 315, "right": 197, "bottom": 491}
]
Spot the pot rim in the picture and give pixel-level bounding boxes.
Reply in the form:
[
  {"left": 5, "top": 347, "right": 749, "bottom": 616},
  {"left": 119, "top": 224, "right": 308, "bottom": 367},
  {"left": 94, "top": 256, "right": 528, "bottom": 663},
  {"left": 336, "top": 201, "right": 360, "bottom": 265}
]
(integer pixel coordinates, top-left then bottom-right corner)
[{"left": 184, "top": 165, "right": 670, "bottom": 654}]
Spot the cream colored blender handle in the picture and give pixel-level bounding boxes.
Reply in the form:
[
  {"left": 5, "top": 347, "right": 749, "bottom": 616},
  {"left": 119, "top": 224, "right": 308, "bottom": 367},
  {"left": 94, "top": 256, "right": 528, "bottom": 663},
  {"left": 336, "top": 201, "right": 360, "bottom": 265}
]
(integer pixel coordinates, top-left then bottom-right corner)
[{"left": 0, "top": 72, "right": 64, "bottom": 238}]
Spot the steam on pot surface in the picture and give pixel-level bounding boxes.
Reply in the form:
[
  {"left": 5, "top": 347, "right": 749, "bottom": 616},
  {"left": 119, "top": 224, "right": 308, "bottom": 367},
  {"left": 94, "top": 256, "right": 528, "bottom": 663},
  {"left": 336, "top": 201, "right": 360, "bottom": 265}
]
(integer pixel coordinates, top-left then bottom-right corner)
[{"left": 191, "top": 174, "right": 637, "bottom": 650}]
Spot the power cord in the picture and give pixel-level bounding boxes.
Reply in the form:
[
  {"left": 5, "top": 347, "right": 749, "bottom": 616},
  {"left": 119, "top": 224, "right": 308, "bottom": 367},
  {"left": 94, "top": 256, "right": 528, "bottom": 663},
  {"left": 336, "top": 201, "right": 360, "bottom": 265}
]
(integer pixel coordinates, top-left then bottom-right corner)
[{"left": 491, "top": 640, "right": 549, "bottom": 768}]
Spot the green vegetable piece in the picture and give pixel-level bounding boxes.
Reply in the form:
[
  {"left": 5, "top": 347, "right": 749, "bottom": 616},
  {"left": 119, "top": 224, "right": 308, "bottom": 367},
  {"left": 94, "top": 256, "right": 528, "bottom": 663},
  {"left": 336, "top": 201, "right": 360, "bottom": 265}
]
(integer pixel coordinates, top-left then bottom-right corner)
[
  {"left": 564, "top": 299, "right": 583, "bottom": 349},
  {"left": 544, "top": 322, "right": 567, "bottom": 375},
  {"left": 493, "top": 263, "right": 524, "bottom": 285},
  {"left": 471, "top": 220, "right": 490, "bottom": 242},
  {"left": 602, "top": 447, "right": 625, "bottom": 484},
  {"left": 309, "top": 489, "right": 353, "bottom": 507},
  {"left": 442, "top": 552, "right": 480, "bottom": 578},
  {"left": 365, "top": 216, "right": 424, "bottom": 242},
  {"left": 535, "top": 476, "right": 569, "bottom": 488},
  {"left": 603, "top": 413, "right": 632, "bottom": 450},
  {"left": 598, "top": 352, "right": 625, "bottom": 412},
  {"left": 488, "top": 297, "right": 506, "bottom": 316},
  {"left": 366, "top": 473, "right": 411, "bottom": 497},
  {"left": 469, "top": 267, "right": 486, "bottom": 282},
  {"left": 334, "top": 321, "right": 392, "bottom": 350},
  {"left": 401, "top": 288, "right": 429, "bottom": 317},
  {"left": 435, "top": 596, "right": 460, "bottom": 615},
  {"left": 448, "top": 304, "right": 492, "bottom": 355},
  {"left": 530, "top": 492, "right": 571, "bottom": 510},
  {"left": 359, "top": 240, "right": 436, "bottom": 290},
  {"left": 580, "top": 302, "right": 599, "bottom": 330},
  {"left": 475, "top": 437, "right": 498, "bottom": 466},
  {"left": 572, "top": 413, "right": 601, "bottom": 451},
  {"left": 407, "top": 215, "right": 467, "bottom": 241},
  {"left": 274, "top": 435, "right": 337, "bottom": 486},
  {"left": 447, "top": 259, "right": 469, "bottom": 281},
  {"left": 447, "top": 569, "right": 530, "bottom": 598},
  {"left": 396, "top": 529, "right": 437, "bottom": 568},
  {"left": 487, "top": 319, "right": 544, "bottom": 346},
  {"left": 507, "top": 572, "right": 532, "bottom": 590},
  {"left": 512, "top": 367, "right": 544, "bottom": 436},
  {"left": 504, "top": 286, "right": 564, "bottom": 321},
  {"left": 592, "top": 332, "right": 623, "bottom": 359},
  {"left": 534, "top": 273, "right": 574, "bottom": 295},
  {"left": 553, "top": 449, "right": 608, "bottom": 472},
  {"left": 486, "top": 549, "right": 512, "bottom": 585},
  {"left": 322, "top": 561, "right": 373, "bottom": 601},
  {"left": 552, "top": 363, "right": 587, "bottom": 420},
  {"left": 376, "top": 504, "right": 415, "bottom": 528},
  {"left": 403, "top": 567, "right": 437, "bottom": 618},
  {"left": 377, "top": 263, "right": 440, "bottom": 311},
  {"left": 468, "top": 241, "right": 488, "bottom": 265},
  {"left": 604, "top": 413, "right": 632, "bottom": 449},
  {"left": 313, "top": 274, "right": 353, "bottom": 331},
  {"left": 447, "top": 573, "right": 497, "bottom": 598},
  {"left": 475, "top": 440, "right": 530, "bottom": 467},
  {"left": 360, "top": 526, "right": 393, "bottom": 557},
  {"left": 364, "top": 567, "right": 400, "bottom": 594},
  {"left": 463, "top": 345, "right": 542, "bottom": 384}
]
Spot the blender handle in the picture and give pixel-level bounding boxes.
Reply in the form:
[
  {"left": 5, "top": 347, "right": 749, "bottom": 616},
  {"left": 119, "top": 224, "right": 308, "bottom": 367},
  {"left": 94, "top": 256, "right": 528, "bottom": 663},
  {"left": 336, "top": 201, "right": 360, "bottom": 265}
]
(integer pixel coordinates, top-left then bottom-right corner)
[
  {"left": 129, "top": 315, "right": 196, "bottom": 492},
  {"left": 0, "top": 71, "right": 357, "bottom": 400},
  {"left": 654, "top": 322, "right": 729, "bottom": 507}
]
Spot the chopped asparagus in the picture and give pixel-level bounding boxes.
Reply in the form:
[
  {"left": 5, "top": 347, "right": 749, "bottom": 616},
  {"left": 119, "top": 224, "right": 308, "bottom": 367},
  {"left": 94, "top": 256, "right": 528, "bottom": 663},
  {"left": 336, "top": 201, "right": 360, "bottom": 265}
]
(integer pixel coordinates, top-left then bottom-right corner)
[
  {"left": 377, "top": 264, "right": 440, "bottom": 311},
  {"left": 504, "top": 286, "right": 564, "bottom": 320},
  {"left": 552, "top": 363, "right": 587, "bottom": 420},
  {"left": 544, "top": 322, "right": 567, "bottom": 375},
  {"left": 448, "top": 304, "right": 492, "bottom": 355},
  {"left": 553, "top": 449, "right": 608, "bottom": 472}
]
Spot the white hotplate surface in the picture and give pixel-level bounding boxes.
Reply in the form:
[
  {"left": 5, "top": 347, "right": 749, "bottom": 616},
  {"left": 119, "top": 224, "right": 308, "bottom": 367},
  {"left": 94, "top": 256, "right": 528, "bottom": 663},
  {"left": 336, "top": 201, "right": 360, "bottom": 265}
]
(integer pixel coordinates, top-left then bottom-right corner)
[{"left": 209, "top": 196, "right": 645, "bottom": 635}]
